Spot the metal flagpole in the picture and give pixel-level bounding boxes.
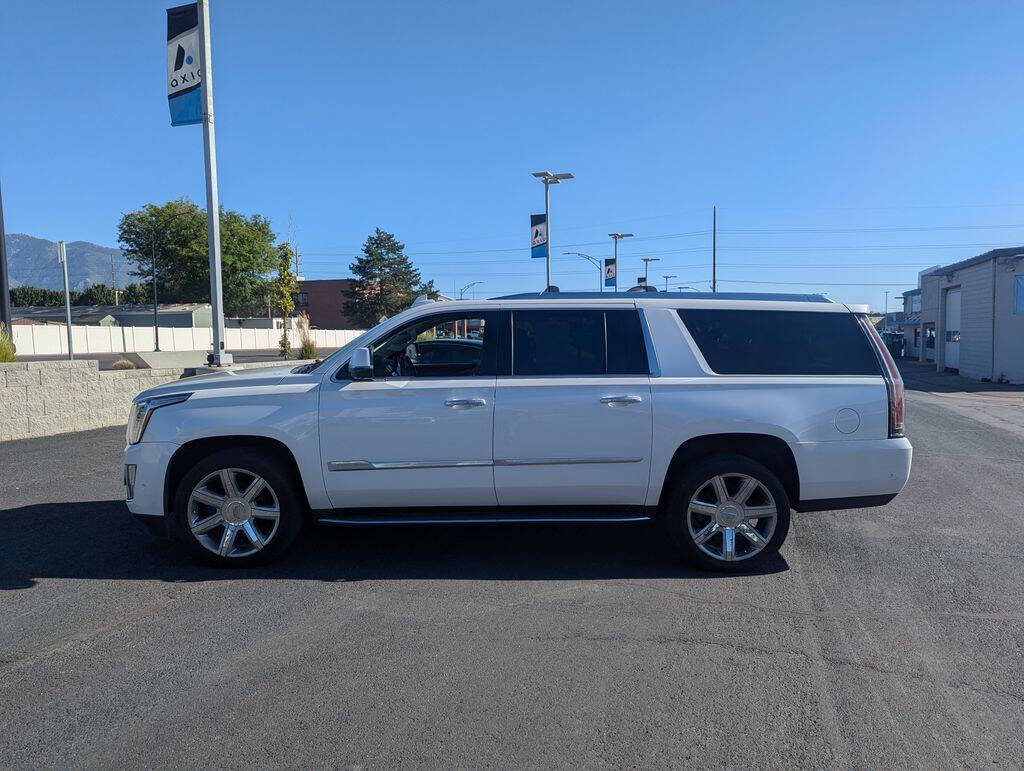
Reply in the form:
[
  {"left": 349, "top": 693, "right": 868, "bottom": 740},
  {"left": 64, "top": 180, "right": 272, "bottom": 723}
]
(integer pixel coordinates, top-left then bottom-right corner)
[
  {"left": 197, "top": 0, "right": 231, "bottom": 366},
  {"left": 58, "top": 241, "right": 73, "bottom": 360}
]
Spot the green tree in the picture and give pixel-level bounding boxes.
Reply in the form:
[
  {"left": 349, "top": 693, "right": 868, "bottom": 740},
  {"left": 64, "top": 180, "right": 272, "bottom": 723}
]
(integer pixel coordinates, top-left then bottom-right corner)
[
  {"left": 121, "top": 282, "right": 151, "bottom": 305},
  {"left": 271, "top": 242, "right": 298, "bottom": 356},
  {"left": 74, "top": 283, "right": 116, "bottom": 306},
  {"left": 117, "top": 199, "right": 277, "bottom": 317},
  {"left": 343, "top": 229, "right": 436, "bottom": 328},
  {"left": 10, "top": 285, "right": 65, "bottom": 306}
]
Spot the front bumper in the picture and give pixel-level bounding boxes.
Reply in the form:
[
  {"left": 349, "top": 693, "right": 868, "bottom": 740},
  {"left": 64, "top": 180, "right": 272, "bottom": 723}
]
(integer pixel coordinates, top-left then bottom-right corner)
[{"left": 123, "top": 441, "right": 179, "bottom": 520}]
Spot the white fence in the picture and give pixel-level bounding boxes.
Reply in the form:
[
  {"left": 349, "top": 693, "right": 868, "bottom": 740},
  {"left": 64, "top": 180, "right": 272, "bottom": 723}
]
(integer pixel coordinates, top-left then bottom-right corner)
[{"left": 11, "top": 324, "right": 365, "bottom": 356}]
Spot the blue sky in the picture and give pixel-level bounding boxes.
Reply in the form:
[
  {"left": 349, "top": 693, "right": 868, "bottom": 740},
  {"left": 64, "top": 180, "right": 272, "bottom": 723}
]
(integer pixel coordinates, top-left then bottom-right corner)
[{"left": 3, "top": 0, "right": 1024, "bottom": 309}]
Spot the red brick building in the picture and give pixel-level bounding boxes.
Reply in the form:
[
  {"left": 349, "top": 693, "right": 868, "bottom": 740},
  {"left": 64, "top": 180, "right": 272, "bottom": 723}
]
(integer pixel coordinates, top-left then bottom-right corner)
[{"left": 294, "top": 279, "right": 360, "bottom": 329}]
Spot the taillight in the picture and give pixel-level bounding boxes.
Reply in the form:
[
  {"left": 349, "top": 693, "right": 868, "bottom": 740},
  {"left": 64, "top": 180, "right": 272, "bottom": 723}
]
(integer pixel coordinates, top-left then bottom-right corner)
[{"left": 860, "top": 316, "right": 905, "bottom": 438}]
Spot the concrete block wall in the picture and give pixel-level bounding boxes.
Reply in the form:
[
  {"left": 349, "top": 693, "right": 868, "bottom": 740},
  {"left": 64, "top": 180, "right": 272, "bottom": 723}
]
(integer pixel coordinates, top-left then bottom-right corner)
[
  {"left": 0, "top": 360, "right": 186, "bottom": 442},
  {"left": 0, "top": 359, "right": 318, "bottom": 442}
]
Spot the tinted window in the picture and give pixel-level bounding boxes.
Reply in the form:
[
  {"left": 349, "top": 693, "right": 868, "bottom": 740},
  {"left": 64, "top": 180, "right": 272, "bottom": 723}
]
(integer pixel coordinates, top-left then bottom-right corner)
[
  {"left": 677, "top": 309, "right": 880, "bottom": 376},
  {"left": 606, "top": 310, "right": 649, "bottom": 374},
  {"left": 513, "top": 310, "right": 604, "bottom": 375},
  {"left": 512, "top": 309, "right": 649, "bottom": 376}
]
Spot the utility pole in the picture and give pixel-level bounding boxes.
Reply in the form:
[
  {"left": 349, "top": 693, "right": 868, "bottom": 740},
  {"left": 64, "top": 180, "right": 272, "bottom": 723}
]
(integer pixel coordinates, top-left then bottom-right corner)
[
  {"left": 110, "top": 255, "right": 120, "bottom": 305},
  {"left": 197, "top": 0, "right": 231, "bottom": 366},
  {"left": 642, "top": 257, "right": 660, "bottom": 284},
  {"left": 712, "top": 205, "right": 717, "bottom": 293},
  {"left": 0, "top": 181, "right": 11, "bottom": 329},
  {"left": 532, "top": 170, "right": 573, "bottom": 290},
  {"left": 608, "top": 233, "right": 633, "bottom": 292},
  {"left": 58, "top": 241, "right": 73, "bottom": 360},
  {"left": 883, "top": 290, "right": 890, "bottom": 329},
  {"left": 663, "top": 274, "right": 677, "bottom": 291}
]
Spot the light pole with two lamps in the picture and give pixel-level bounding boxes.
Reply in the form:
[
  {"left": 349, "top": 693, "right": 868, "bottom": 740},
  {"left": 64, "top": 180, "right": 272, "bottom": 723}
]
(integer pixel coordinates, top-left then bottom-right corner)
[
  {"left": 607, "top": 232, "right": 633, "bottom": 291},
  {"left": 532, "top": 171, "right": 573, "bottom": 290}
]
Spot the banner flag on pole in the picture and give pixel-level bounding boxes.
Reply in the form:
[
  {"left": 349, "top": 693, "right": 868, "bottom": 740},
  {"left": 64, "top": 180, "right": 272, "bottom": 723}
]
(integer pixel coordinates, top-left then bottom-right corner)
[
  {"left": 167, "top": 3, "right": 202, "bottom": 126},
  {"left": 530, "top": 214, "right": 548, "bottom": 259},
  {"left": 604, "top": 258, "right": 617, "bottom": 288}
]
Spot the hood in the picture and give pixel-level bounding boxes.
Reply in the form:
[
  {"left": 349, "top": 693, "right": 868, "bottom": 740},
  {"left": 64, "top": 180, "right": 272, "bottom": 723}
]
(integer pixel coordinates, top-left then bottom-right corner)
[{"left": 133, "top": 363, "right": 304, "bottom": 402}]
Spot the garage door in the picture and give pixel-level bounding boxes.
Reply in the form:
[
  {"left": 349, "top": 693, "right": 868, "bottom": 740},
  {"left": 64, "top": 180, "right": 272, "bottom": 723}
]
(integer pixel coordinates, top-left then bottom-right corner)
[{"left": 944, "top": 288, "right": 961, "bottom": 370}]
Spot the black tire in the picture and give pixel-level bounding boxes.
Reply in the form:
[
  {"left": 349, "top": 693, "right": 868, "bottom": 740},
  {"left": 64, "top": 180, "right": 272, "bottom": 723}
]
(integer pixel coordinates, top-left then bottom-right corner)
[
  {"left": 170, "top": 448, "right": 305, "bottom": 567},
  {"left": 665, "top": 454, "right": 791, "bottom": 572}
]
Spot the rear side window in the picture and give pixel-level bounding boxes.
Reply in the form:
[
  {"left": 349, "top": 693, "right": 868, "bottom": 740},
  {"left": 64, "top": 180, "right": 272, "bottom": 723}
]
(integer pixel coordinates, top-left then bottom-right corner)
[
  {"left": 677, "top": 309, "right": 881, "bottom": 376},
  {"left": 512, "top": 309, "right": 649, "bottom": 376},
  {"left": 605, "top": 309, "right": 649, "bottom": 374}
]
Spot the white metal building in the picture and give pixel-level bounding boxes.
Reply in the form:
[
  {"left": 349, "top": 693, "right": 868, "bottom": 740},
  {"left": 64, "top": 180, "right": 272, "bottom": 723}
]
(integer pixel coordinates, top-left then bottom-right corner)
[{"left": 899, "top": 247, "right": 1024, "bottom": 383}]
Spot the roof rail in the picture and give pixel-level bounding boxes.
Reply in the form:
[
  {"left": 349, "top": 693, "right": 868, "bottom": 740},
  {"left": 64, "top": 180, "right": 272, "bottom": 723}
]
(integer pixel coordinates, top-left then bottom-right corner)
[{"left": 490, "top": 291, "right": 833, "bottom": 302}]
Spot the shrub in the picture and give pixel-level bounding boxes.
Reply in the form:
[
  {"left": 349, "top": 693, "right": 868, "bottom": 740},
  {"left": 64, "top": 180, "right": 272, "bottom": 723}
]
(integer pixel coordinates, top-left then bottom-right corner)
[
  {"left": 112, "top": 358, "right": 136, "bottom": 370},
  {"left": 0, "top": 323, "right": 15, "bottom": 363},
  {"left": 278, "top": 330, "right": 292, "bottom": 358},
  {"left": 296, "top": 311, "right": 318, "bottom": 360}
]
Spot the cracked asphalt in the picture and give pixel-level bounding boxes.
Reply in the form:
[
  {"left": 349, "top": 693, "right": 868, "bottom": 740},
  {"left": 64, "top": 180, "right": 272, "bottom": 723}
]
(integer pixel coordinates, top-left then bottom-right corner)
[{"left": 1, "top": 364, "right": 1022, "bottom": 768}]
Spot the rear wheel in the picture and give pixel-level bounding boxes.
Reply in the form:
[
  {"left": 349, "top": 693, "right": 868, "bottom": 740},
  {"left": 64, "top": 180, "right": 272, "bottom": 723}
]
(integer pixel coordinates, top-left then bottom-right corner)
[
  {"left": 665, "top": 455, "right": 790, "bottom": 571},
  {"left": 171, "top": 448, "right": 304, "bottom": 567}
]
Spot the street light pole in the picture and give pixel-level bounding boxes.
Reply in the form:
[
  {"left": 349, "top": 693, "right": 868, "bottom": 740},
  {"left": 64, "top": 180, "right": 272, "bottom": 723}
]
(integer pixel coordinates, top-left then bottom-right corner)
[
  {"left": 642, "top": 257, "right": 660, "bottom": 284},
  {"left": 151, "top": 237, "right": 160, "bottom": 351},
  {"left": 458, "top": 281, "right": 483, "bottom": 299},
  {"left": 0, "top": 181, "right": 11, "bottom": 330},
  {"left": 532, "top": 171, "right": 573, "bottom": 290},
  {"left": 58, "top": 241, "right": 73, "bottom": 360},
  {"left": 608, "top": 233, "right": 633, "bottom": 292},
  {"left": 564, "top": 252, "right": 602, "bottom": 291}
]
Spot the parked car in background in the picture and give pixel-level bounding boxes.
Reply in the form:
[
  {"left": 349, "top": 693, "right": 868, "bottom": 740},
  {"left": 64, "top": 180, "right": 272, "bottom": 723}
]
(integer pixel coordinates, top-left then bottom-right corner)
[{"left": 123, "top": 292, "right": 911, "bottom": 571}]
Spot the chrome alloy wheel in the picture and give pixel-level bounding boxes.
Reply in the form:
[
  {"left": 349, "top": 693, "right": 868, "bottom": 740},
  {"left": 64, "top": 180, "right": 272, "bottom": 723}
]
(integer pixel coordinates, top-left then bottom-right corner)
[
  {"left": 187, "top": 468, "right": 281, "bottom": 558},
  {"left": 686, "top": 473, "right": 778, "bottom": 562}
]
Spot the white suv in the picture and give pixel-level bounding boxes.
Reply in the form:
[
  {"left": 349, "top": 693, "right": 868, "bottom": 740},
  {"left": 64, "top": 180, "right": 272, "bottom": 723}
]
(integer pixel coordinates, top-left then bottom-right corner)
[{"left": 123, "top": 292, "right": 912, "bottom": 571}]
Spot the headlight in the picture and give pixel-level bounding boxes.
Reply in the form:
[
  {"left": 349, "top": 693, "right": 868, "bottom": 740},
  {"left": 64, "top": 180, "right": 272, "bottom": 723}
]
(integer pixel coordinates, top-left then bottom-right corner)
[{"left": 126, "top": 393, "right": 192, "bottom": 444}]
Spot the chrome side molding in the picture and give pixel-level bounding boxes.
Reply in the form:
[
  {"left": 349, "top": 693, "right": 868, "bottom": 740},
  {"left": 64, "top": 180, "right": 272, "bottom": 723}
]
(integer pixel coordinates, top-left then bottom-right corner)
[
  {"left": 494, "top": 457, "right": 643, "bottom": 466},
  {"left": 328, "top": 459, "right": 491, "bottom": 472},
  {"left": 328, "top": 457, "right": 644, "bottom": 472}
]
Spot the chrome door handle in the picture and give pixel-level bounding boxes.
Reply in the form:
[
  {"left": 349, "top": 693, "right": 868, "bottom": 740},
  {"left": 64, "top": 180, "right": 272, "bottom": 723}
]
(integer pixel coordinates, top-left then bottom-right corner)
[
  {"left": 600, "top": 395, "right": 643, "bottom": 405},
  {"left": 445, "top": 398, "right": 487, "bottom": 408}
]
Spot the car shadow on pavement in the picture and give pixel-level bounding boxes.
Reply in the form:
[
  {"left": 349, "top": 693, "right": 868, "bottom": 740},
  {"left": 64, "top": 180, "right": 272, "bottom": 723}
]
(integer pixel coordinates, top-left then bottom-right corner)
[{"left": 0, "top": 500, "right": 788, "bottom": 589}]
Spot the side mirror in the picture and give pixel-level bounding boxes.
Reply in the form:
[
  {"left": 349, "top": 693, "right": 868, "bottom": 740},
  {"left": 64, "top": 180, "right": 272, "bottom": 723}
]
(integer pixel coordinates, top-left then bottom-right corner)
[{"left": 349, "top": 347, "right": 374, "bottom": 381}]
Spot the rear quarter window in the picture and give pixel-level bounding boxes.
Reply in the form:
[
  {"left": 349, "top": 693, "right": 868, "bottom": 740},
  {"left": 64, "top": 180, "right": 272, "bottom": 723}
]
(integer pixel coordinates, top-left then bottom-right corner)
[{"left": 677, "top": 309, "right": 881, "bottom": 376}]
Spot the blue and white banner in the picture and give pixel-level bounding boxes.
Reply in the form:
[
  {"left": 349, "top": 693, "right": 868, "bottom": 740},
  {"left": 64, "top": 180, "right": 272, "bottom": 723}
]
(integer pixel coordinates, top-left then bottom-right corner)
[
  {"left": 604, "top": 258, "right": 617, "bottom": 288},
  {"left": 530, "top": 214, "right": 547, "bottom": 259},
  {"left": 167, "top": 3, "right": 202, "bottom": 126}
]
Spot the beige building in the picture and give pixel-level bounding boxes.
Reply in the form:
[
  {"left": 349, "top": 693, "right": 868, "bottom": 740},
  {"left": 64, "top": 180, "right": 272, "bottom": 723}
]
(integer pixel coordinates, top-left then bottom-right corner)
[{"left": 899, "top": 247, "right": 1024, "bottom": 383}]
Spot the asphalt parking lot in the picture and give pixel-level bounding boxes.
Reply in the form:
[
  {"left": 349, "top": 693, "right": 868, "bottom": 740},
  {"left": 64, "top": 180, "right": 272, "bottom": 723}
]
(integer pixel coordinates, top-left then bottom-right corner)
[{"left": 2, "top": 364, "right": 1023, "bottom": 768}]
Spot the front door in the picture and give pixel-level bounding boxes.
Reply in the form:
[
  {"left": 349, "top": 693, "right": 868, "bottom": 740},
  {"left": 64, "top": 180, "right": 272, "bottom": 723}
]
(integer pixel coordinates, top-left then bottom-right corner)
[
  {"left": 319, "top": 310, "right": 499, "bottom": 509},
  {"left": 493, "top": 308, "right": 653, "bottom": 507},
  {"left": 944, "top": 289, "right": 961, "bottom": 370}
]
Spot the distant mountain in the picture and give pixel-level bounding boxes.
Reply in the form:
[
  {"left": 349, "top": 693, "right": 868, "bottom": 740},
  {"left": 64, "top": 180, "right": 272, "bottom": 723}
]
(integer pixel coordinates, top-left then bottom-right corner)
[{"left": 3, "top": 233, "right": 135, "bottom": 292}]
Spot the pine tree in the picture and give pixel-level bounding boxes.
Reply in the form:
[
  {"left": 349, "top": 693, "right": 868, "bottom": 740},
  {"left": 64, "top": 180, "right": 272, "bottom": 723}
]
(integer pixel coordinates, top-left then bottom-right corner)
[{"left": 343, "top": 229, "right": 435, "bottom": 328}]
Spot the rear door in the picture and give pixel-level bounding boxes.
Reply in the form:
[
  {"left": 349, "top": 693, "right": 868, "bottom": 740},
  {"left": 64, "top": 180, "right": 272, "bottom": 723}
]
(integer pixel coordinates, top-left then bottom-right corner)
[{"left": 493, "top": 307, "right": 653, "bottom": 506}]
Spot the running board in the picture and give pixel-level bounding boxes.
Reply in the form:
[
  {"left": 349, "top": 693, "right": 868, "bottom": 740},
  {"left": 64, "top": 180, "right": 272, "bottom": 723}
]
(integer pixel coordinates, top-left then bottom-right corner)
[{"left": 314, "top": 506, "right": 655, "bottom": 526}]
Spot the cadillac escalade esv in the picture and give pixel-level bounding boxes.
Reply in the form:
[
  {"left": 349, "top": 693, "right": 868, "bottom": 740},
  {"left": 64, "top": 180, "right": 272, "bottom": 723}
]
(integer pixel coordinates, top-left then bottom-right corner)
[{"left": 123, "top": 292, "right": 911, "bottom": 571}]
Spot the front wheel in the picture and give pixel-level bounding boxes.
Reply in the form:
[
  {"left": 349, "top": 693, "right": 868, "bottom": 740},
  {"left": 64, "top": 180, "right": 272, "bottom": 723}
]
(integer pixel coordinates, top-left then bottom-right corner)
[
  {"left": 665, "top": 455, "right": 791, "bottom": 572},
  {"left": 170, "top": 448, "right": 305, "bottom": 567}
]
